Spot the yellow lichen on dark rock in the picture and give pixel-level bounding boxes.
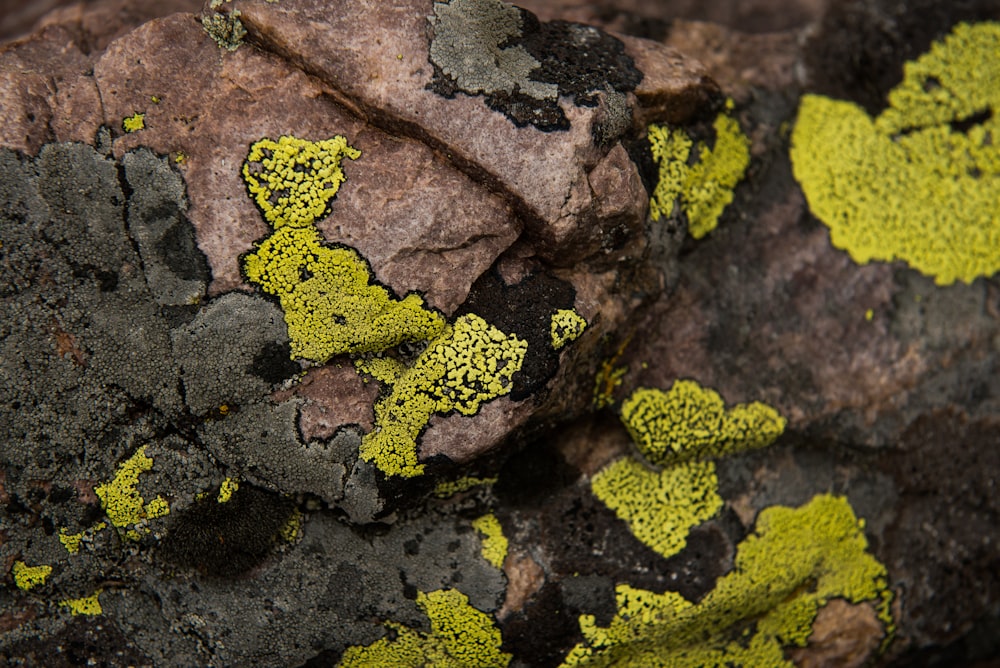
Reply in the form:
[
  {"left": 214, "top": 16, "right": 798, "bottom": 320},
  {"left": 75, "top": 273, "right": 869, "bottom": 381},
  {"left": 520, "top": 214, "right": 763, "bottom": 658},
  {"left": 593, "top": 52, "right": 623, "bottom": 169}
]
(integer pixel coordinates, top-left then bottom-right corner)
[{"left": 791, "top": 21, "right": 1000, "bottom": 285}]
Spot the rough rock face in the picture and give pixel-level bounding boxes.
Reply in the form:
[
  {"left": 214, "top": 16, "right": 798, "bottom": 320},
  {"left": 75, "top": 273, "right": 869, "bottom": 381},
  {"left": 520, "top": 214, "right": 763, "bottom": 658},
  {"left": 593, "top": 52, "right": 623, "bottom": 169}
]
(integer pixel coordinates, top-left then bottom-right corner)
[{"left": 1, "top": 0, "right": 998, "bottom": 666}]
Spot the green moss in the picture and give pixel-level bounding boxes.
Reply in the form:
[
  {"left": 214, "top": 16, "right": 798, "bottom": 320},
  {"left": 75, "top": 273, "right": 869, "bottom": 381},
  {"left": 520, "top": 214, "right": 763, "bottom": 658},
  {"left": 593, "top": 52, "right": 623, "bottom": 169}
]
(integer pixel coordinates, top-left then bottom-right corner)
[
  {"left": 122, "top": 112, "right": 145, "bottom": 133},
  {"left": 790, "top": 21, "right": 1000, "bottom": 285},
  {"left": 648, "top": 104, "right": 751, "bottom": 239},
  {"left": 59, "top": 590, "right": 103, "bottom": 616},
  {"left": 243, "top": 223, "right": 445, "bottom": 363},
  {"left": 561, "top": 494, "right": 893, "bottom": 667},
  {"left": 359, "top": 313, "right": 527, "bottom": 477},
  {"left": 433, "top": 476, "right": 498, "bottom": 498},
  {"left": 339, "top": 588, "right": 512, "bottom": 667},
  {"left": 12, "top": 560, "right": 52, "bottom": 590},
  {"left": 590, "top": 458, "right": 722, "bottom": 560},
  {"left": 550, "top": 308, "right": 587, "bottom": 350},
  {"left": 621, "top": 380, "right": 786, "bottom": 467},
  {"left": 472, "top": 513, "right": 509, "bottom": 569},
  {"left": 243, "top": 135, "right": 360, "bottom": 229},
  {"left": 94, "top": 445, "right": 170, "bottom": 541}
]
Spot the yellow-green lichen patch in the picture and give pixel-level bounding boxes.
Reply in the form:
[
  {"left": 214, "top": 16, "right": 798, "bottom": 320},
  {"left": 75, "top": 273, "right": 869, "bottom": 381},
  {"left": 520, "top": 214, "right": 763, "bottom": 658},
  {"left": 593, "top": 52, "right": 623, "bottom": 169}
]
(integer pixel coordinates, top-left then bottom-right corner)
[
  {"left": 243, "top": 224, "right": 445, "bottom": 363},
  {"left": 339, "top": 588, "right": 511, "bottom": 667},
  {"left": 202, "top": 8, "right": 247, "bottom": 51},
  {"left": 122, "top": 112, "right": 145, "bottom": 133},
  {"left": 590, "top": 458, "right": 722, "bottom": 560},
  {"left": 217, "top": 477, "right": 239, "bottom": 503},
  {"left": 60, "top": 589, "right": 103, "bottom": 616},
  {"left": 790, "top": 22, "right": 1000, "bottom": 285},
  {"left": 243, "top": 135, "right": 361, "bottom": 229},
  {"left": 648, "top": 104, "right": 751, "bottom": 239},
  {"left": 621, "top": 381, "right": 786, "bottom": 467},
  {"left": 472, "top": 513, "right": 509, "bottom": 569},
  {"left": 433, "top": 475, "right": 498, "bottom": 498},
  {"left": 550, "top": 308, "right": 588, "bottom": 350},
  {"left": 561, "top": 494, "right": 893, "bottom": 667},
  {"left": 94, "top": 445, "right": 170, "bottom": 541},
  {"left": 359, "top": 313, "right": 527, "bottom": 477},
  {"left": 58, "top": 522, "right": 108, "bottom": 554},
  {"left": 12, "top": 560, "right": 52, "bottom": 590}
]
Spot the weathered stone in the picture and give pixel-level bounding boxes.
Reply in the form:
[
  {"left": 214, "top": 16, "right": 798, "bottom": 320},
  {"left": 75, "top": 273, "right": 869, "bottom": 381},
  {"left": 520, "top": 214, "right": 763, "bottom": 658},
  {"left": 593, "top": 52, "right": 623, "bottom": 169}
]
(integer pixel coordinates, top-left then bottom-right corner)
[{"left": 2, "top": 0, "right": 998, "bottom": 666}]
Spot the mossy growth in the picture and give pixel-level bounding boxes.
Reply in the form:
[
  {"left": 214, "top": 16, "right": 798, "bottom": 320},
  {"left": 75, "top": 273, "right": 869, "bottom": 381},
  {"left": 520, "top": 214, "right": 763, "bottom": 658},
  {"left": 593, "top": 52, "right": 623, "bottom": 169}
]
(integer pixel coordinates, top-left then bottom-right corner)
[
  {"left": 59, "top": 590, "right": 104, "bottom": 617},
  {"left": 621, "top": 380, "right": 786, "bottom": 467},
  {"left": 12, "top": 561, "right": 52, "bottom": 591},
  {"left": 94, "top": 445, "right": 170, "bottom": 541},
  {"left": 358, "top": 313, "right": 527, "bottom": 477},
  {"left": 550, "top": 308, "right": 587, "bottom": 350},
  {"left": 791, "top": 21, "right": 1000, "bottom": 285},
  {"left": 339, "top": 588, "right": 512, "bottom": 667},
  {"left": 122, "top": 113, "right": 145, "bottom": 133},
  {"left": 590, "top": 458, "right": 722, "bottom": 560},
  {"left": 648, "top": 103, "right": 750, "bottom": 239},
  {"left": 472, "top": 512, "right": 509, "bottom": 569},
  {"left": 243, "top": 135, "right": 360, "bottom": 229},
  {"left": 561, "top": 494, "right": 894, "bottom": 667}
]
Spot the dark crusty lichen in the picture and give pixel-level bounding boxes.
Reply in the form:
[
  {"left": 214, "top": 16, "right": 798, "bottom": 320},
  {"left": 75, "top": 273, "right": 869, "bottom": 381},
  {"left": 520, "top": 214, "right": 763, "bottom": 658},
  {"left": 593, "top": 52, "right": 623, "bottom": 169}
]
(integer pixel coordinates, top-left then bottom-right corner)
[{"left": 428, "top": 0, "right": 642, "bottom": 131}]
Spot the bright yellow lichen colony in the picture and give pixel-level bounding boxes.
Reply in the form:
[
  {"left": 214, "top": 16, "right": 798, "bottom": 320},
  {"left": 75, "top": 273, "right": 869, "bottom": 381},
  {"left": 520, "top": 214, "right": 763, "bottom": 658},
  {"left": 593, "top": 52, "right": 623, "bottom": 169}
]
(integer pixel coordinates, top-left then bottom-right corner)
[
  {"left": 339, "top": 588, "right": 511, "bottom": 667},
  {"left": 791, "top": 21, "right": 1000, "bottom": 285},
  {"left": 562, "top": 494, "right": 894, "bottom": 667},
  {"left": 590, "top": 380, "right": 785, "bottom": 559},
  {"left": 241, "top": 135, "right": 547, "bottom": 478},
  {"left": 94, "top": 445, "right": 170, "bottom": 541},
  {"left": 621, "top": 380, "right": 787, "bottom": 467},
  {"left": 648, "top": 103, "right": 751, "bottom": 239},
  {"left": 12, "top": 560, "right": 52, "bottom": 591},
  {"left": 550, "top": 308, "right": 588, "bottom": 350},
  {"left": 357, "top": 313, "right": 527, "bottom": 477},
  {"left": 471, "top": 512, "right": 509, "bottom": 569},
  {"left": 242, "top": 136, "right": 445, "bottom": 363}
]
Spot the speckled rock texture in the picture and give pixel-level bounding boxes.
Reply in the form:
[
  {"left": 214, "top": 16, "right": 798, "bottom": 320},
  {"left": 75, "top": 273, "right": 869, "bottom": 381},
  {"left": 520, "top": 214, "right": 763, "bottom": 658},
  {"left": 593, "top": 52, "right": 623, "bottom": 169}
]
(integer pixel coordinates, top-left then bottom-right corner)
[{"left": 1, "top": 0, "right": 999, "bottom": 666}]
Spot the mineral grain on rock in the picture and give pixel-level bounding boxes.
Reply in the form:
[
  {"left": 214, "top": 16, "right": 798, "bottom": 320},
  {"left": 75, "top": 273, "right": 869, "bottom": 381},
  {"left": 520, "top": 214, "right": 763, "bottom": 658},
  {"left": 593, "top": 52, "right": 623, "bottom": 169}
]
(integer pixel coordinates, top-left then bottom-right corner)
[{"left": 1, "top": 0, "right": 998, "bottom": 666}]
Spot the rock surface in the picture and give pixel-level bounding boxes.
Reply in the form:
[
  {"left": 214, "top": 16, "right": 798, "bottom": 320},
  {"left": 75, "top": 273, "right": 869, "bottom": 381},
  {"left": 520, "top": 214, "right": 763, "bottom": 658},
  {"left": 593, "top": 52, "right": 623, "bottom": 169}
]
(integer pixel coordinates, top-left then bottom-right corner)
[{"left": 1, "top": 0, "right": 998, "bottom": 666}]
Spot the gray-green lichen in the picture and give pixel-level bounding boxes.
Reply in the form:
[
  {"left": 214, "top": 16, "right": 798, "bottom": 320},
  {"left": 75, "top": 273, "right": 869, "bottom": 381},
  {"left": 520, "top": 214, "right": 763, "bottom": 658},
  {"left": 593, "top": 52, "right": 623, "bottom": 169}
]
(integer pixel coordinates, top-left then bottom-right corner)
[{"left": 429, "top": 0, "right": 557, "bottom": 102}]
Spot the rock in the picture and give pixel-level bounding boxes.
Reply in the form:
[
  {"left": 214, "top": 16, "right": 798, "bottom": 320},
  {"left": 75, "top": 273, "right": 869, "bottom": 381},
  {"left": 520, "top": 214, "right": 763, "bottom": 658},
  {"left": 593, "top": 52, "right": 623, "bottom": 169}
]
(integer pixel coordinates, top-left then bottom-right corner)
[{"left": 1, "top": 0, "right": 998, "bottom": 666}]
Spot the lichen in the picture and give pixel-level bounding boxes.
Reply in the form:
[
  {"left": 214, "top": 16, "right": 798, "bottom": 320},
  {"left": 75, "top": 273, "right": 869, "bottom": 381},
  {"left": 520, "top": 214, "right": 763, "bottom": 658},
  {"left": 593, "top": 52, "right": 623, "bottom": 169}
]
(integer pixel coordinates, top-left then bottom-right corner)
[
  {"left": 433, "top": 476, "right": 498, "bottom": 498},
  {"left": 244, "top": 225, "right": 445, "bottom": 362},
  {"left": 12, "top": 561, "right": 52, "bottom": 591},
  {"left": 590, "top": 458, "right": 722, "bottom": 559},
  {"left": 648, "top": 104, "right": 751, "bottom": 239},
  {"left": 428, "top": 0, "right": 641, "bottom": 131},
  {"left": 561, "top": 494, "right": 894, "bottom": 667},
  {"left": 122, "top": 112, "right": 145, "bottom": 133},
  {"left": 202, "top": 9, "right": 247, "bottom": 51},
  {"left": 550, "top": 308, "right": 587, "bottom": 350},
  {"left": 242, "top": 135, "right": 360, "bottom": 229},
  {"left": 620, "top": 380, "right": 786, "bottom": 467},
  {"left": 339, "top": 588, "right": 511, "bottom": 667},
  {"left": 94, "top": 445, "right": 170, "bottom": 541},
  {"left": 358, "top": 313, "right": 527, "bottom": 477},
  {"left": 217, "top": 477, "right": 239, "bottom": 503},
  {"left": 241, "top": 137, "right": 446, "bottom": 363},
  {"left": 59, "top": 590, "right": 104, "bottom": 617},
  {"left": 790, "top": 21, "right": 1000, "bottom": 285},
  {"left": 472, "top": 513, "right": 509, "bottom": 569}
]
